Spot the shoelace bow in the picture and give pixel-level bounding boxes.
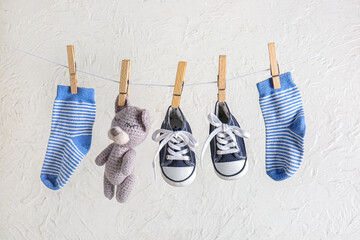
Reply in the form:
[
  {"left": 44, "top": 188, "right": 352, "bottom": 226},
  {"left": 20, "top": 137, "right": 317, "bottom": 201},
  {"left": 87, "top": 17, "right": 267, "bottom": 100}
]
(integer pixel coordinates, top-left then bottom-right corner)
[
  {"left": 200, "top": 113, "right": 250, "bottom": 168},
  {"left": 152, "top": 129, "right": 199, "bottom": 179}
]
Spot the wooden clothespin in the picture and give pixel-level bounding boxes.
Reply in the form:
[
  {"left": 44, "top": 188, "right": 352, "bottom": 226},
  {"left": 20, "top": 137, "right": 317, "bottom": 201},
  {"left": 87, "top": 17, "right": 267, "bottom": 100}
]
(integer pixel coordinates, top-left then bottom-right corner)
[
  {"left": 171, "top": 61, "right": 187, "bottom": 108},
  {"left": 268, "top": 42, "right": 281, "bottom": 89},
  {"left": 118, "top": 60, "right": 131, "bottom": 106},
  {"left": 218, "top": 55, "right": 226, "bottom": 102},
  {"left": 67, "top": 45, "right": 78, "bottom": 94}
]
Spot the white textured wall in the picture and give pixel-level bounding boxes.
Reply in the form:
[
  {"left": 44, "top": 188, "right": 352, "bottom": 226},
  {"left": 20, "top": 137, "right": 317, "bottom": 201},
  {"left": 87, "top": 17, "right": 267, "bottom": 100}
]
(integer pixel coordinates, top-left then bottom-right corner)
[{"left": 1, "top": 0, "right": 360, "bottom": 239}]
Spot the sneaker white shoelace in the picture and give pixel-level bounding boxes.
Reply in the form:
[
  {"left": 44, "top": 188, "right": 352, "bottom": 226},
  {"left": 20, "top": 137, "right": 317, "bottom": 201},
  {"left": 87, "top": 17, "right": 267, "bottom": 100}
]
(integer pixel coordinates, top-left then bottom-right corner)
[
  {"left": 200, "top": 113, "right": 250, "bottom": 168},
  {"left": 152, "top": 129, "right": 199, "bottom": 179}
]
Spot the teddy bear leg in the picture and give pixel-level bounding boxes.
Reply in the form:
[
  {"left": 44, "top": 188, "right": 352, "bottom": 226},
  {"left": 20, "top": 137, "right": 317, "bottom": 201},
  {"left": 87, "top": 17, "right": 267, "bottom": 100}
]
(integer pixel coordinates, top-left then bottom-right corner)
[
  {"left": 104, "top": 174, "right": 115, "bottom": 200},
  {"left": 115, "top": 173, "right": 135, "bottom": 203}
]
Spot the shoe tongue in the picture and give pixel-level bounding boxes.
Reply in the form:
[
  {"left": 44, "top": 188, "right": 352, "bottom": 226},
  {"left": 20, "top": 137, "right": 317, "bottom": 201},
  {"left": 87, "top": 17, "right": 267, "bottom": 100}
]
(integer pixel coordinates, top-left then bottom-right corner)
[
  {"left": 169, "top": 107, "right": 184, "bottom": 131},
  {"left": 216, "top": 102, "right": 231, "bottom": 124},
  {"left": 172, "top": 126, "right": 182, "bottom": 131}
]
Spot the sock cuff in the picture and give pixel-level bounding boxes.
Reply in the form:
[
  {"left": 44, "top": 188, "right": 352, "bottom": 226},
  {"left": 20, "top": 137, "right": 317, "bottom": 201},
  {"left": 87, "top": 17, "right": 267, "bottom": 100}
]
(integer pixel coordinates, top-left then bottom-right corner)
[
  {"left": 55, "top": 85, "right": 95, "bottom": 104},
  {"left": 257, "top": 72, "right": 296, "bottom": 98}
]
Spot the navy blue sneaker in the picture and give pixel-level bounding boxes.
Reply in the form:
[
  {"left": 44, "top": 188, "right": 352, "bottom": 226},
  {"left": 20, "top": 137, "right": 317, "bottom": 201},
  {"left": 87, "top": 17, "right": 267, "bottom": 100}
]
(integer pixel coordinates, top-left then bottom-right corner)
[
  {"left": 201, "top": 102, "right": 250, "bottom": 180},
  {"left": 152, "top": 107, "right": 198, "bottom": 187}
]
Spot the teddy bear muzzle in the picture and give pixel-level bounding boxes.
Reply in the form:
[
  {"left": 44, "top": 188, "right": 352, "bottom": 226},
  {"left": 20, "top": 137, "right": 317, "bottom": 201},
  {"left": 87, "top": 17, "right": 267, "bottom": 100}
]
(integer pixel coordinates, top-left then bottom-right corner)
[{"left": 108, "top": 126, "right": 130, "bottom": 145}]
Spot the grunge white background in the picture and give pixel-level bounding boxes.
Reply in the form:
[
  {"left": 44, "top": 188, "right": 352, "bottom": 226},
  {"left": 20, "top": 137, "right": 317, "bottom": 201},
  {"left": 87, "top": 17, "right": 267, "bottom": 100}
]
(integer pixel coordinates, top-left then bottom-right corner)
[{"left": 1, "top": 0, "right": 360, "bottom": 239}]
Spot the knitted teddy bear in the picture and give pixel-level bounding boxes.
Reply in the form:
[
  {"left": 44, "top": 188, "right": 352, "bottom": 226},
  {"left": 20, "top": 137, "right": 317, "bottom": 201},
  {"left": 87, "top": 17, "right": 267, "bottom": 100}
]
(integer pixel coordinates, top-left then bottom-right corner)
[{"left": 95, "top": 97, "right": 150, "bottom": 203}]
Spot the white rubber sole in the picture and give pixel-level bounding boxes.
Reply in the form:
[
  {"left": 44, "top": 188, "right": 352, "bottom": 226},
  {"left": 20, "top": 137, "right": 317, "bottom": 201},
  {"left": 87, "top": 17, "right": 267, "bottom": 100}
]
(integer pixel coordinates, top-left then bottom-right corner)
[
  {"left": 214, "top": 161, "right": 248, "bottom": 181},
  {"left": 161, "top": 169, "right": 196, "bottom": 187}
]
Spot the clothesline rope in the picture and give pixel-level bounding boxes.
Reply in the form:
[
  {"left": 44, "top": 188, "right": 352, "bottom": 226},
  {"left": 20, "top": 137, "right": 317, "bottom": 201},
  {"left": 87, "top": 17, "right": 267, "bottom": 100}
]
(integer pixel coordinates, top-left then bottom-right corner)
[{"left": 0, "top": 37, "right": 359, "bottom": 87}]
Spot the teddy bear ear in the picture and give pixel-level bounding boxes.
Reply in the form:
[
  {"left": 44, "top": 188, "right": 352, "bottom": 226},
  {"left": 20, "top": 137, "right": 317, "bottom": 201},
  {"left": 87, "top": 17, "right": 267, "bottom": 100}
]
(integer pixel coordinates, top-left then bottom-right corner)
[
  {"left": 115, "top": 96, "right": 131, "bottom": 113},
  {"left": 141, "top": 109, "right": 151, "bottom": 133}
]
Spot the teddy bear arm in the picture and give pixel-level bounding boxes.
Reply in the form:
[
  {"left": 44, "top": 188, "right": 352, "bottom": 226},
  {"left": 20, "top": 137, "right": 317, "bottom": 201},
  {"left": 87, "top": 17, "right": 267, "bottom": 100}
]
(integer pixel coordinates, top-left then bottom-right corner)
[
  {"left": 95, "top": 143, "right": 114, "bottom": 166},
  {"left": 121, "top": 149, "right": 136, "bottom": 176},
  {"left": 103, "top": 173, "right": 115, "bottom": 200}
]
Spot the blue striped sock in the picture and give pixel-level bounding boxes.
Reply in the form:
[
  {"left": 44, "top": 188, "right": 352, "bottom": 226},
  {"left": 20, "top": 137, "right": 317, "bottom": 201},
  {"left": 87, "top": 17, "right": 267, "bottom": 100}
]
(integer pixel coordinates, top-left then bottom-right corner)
[
  {"left": 257, "top": 72, "right": 306, "bottom": 181},
  {"left": 41, "top": 85, "right": 96, "bottom": 190}
]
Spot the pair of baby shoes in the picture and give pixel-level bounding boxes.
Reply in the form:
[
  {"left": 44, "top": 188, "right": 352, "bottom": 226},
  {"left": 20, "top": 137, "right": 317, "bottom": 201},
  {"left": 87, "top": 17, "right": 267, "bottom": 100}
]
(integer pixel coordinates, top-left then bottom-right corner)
[{"left": 152, "top": 102, "right": 250, "bottom": 187}]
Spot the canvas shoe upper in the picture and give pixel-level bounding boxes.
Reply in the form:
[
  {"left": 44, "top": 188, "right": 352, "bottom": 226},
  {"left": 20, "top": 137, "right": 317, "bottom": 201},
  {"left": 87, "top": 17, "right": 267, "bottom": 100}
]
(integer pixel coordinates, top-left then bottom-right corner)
[
  {"left": 152, "top": 107, "right": 198, "bottom": 187},
  {"left": 201, "top": 102, "right": 250, "bottom": 180}
]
